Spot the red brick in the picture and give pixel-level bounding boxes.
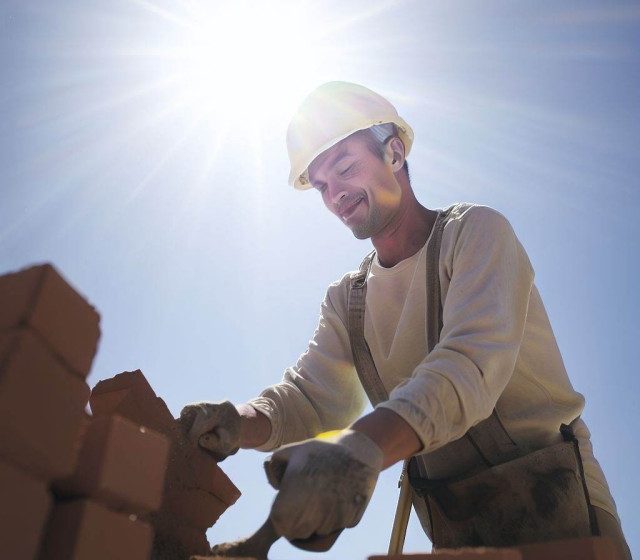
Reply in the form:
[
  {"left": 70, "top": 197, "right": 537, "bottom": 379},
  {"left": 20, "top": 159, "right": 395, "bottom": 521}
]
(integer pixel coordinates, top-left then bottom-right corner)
[
  {"left": 55, "top": 414, "right": 170, "bottom": 514},
  {"left": 89, "top": 369, "right": 242, "bottom": 556},
  {"left": 163, "top": 487, "right": 227, "bottom": 529},
  {"left": 0, "top": 459, "right": 52, "bottom": 559},
  {"left": 209, "top": 461, "right": 242, "bottom": 506},
  {"left": 0, "top": 329, "right": 90, "bottom": 479},
  {"left": 169, "top": 440, "right": 241, "bottom": 505},
  {"left": 368, "top": 550, "right": 521, "bottom": 560},
  {"left": 517, "top": 536, "right": 618, "bottom": 560},
  {"left": 91, "top": 369, "right": 152, "bottom": 393},
  {"left": 90, "top": 387, "right": 130, "bottom": 414},
  {"left": 151, "top": 514, "right": 209, "bottom": 558},
  {"left": 40, "top": 499, "right": 153, "bottom": 560},
  {"left": 0, "top": 264, "right": 100, "bottom": 378},
  {"left": 0, "top": 328, "right": 15, "bottom": 363},
  {"left": 90, "top": 370, "right": 176, "bottom": 435},
  {"left": 91, "top": 371, "right": 240, "bottom": 502}
]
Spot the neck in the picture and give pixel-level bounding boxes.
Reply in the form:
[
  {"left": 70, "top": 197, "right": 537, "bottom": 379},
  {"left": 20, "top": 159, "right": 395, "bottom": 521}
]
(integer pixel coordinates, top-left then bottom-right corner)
[{"left": 371, "top": 202, "right": 437, "bottom": 268}]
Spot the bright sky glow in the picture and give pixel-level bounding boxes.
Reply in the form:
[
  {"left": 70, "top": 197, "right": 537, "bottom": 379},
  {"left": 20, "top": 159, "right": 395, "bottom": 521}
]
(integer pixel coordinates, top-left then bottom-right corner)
[
  {"left": 1, "top": 1, "right": 639, "bottom": 559},
  {"left": 146, "top": 1, "right": 319, "bottom": 127}
]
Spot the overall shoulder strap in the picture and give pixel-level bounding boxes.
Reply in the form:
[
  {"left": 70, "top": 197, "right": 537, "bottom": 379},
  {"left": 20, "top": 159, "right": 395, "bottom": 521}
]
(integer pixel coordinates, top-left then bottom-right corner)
[
  {"left": 347, "top": 250, "right": 389, "bottom": 406},
  {"left": 425, "top": 209, "right": 451, "bottom": 353}
]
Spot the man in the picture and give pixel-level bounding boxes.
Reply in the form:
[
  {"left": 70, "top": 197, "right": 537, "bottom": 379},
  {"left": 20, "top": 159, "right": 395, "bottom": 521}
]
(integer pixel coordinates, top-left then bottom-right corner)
[{"left": 180, "top": 82, "right": 630, "bottom": 558}]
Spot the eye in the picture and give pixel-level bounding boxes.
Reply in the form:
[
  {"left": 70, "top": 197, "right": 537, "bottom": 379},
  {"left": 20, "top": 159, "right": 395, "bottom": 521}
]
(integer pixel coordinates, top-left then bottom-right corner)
[{"left": 339, "top": 164, "right": 354, "bottom": 176}]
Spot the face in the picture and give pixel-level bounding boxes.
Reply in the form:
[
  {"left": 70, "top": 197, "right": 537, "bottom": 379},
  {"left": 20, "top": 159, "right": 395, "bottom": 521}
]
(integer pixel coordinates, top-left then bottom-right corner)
[{"left": 307, "top": 132, "right": 403, "bottom": 239}]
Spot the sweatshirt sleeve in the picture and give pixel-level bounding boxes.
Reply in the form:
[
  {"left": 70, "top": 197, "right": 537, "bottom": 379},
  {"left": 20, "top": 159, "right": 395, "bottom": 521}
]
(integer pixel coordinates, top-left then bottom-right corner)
[
  {"left": 378, "top": 206, "right": 535, "bottom": 453},
  {"left": 247, "top": 277, "right": 367, "bottom": 451}
]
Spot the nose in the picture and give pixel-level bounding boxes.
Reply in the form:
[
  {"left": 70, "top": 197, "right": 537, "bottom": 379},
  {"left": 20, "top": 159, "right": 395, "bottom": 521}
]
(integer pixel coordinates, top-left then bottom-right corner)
[{"left": 327, "top": 180, "right": 349, "bottom": 208}]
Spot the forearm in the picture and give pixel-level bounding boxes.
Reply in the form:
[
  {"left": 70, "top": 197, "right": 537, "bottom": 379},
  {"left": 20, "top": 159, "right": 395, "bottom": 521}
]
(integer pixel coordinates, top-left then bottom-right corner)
[
  {"left": 350, "top": 407, "right": 421, "bottom": 469},
  {"left": 236, "top": 403, "right": 273, "bottom": 449}
]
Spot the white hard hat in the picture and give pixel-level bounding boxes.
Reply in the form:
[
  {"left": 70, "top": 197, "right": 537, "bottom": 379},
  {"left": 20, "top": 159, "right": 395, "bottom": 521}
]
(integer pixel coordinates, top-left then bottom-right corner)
[{"left": 286, "top": 81, "right": 414, "bottom": 190}]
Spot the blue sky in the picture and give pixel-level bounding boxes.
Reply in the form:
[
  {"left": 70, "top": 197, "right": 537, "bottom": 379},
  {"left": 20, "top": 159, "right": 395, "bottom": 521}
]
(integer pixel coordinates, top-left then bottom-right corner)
[{"left": 1, "top": 1, "right": 638, "bottom": 558}]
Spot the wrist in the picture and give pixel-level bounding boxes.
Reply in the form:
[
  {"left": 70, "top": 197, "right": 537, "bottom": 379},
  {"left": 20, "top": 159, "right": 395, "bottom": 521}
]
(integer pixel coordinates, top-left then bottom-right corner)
[
  {"left": 350, "top": 408, "right": 421, "bottom": 469},
  {"left": 319, "top": 429, "right": 383, "bottom": 472},
  {"left": 236, "top": 403, "right": 272, "bottom": 449}
]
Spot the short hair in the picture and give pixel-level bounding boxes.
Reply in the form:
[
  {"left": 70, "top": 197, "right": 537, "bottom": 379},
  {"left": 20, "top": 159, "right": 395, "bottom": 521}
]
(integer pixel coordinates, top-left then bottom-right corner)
[{"left": 359, "top": 124, "right": 410, "bottom": 180}]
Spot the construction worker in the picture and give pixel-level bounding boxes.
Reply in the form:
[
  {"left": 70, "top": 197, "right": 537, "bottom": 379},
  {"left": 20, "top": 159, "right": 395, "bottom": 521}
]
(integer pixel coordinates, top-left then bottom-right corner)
[{"left": 180, "top": 82, "right": 631, "bottom": 559}]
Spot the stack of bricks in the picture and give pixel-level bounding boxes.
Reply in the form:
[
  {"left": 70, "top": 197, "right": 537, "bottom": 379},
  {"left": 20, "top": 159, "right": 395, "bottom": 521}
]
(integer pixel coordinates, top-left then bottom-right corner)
[
  {"left": 368, "top": 536, "right": 620, "bottom": 559},
  {"left": 0, "top": 264, "right": 241, "bottom": 560},
  {"left": 90, "top": 369, "right": 242, "bottom": 558},
  {"left": 0, "top": 264, "right": 100, "bottom": 559},
  {"left": 48, "top": 410, "right": 170, "bottom": 559}
]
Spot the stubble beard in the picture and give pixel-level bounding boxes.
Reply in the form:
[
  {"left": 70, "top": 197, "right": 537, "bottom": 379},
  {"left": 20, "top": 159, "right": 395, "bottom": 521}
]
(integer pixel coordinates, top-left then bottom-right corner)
[{"left": 350, "top": 203, "right": 381, "bottom": 240}]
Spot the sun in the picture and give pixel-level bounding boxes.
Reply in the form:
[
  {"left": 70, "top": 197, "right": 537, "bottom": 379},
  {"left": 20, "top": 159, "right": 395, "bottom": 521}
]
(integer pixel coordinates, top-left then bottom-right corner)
[{"left": 155, "top": 1, "right": 323, "bottom": 130}]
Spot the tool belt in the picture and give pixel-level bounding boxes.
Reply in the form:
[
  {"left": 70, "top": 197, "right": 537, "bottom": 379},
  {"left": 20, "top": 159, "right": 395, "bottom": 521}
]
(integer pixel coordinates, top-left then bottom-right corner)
[
  {"left": 347, "top": 207, "right": 598, "bottom": 548},
  {"left": 407, "top": 420, "right": 597, "bottom": 548}
]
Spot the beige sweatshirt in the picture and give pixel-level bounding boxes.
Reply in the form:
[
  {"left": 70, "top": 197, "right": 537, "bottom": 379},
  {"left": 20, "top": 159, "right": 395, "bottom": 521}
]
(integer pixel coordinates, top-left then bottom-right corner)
[{"left": 248, "top": 203, "right": 617, "bottom": 518}]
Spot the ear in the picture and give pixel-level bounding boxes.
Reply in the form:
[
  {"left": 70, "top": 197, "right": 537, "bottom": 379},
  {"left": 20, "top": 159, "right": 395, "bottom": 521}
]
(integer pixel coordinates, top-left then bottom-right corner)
[{"left": 384, "top": 136, "right": 406, "bottom": 173}]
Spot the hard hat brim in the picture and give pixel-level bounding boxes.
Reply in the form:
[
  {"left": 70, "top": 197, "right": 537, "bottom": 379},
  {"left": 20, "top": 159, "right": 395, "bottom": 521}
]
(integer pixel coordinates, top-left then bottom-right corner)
[{"left": 290, "top": 116, "right": 414, "bottom": 190}]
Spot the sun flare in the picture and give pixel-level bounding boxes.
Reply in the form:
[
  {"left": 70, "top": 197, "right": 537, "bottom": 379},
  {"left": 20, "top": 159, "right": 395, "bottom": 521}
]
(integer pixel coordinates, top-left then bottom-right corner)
[{"left": 156, "top": 1, "right": 320, "bottom": 128}]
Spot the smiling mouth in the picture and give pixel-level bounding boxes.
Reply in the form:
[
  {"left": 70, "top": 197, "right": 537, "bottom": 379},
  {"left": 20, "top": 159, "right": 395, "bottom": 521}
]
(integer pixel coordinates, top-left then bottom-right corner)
[{"left": 338, "top": 197, "right": 363, "bottom": 221}]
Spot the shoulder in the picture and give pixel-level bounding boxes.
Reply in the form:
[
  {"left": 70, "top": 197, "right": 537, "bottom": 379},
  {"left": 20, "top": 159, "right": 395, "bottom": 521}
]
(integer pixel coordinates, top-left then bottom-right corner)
[
  {"left": 444, "top": 202, "right": 511, "bottom": 228},
  {"left": 440, "top": 203, "right": 529, "bottom": 272},
  {"left": 327, "top": 270, "right": 354, "bottom": 294},
  {"left": 323, "top": 249, "right": 374, "bottom": 318},
  {"left": 443, "top": 202, "right": 516, "bottom": 241},
  {"left": 322, "top": 270, "right": 354, "bottom": 319}
]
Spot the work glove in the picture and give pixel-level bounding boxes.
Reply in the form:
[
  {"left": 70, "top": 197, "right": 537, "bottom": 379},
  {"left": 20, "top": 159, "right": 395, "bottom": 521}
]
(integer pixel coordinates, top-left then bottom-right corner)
[
  {"left": 264, "top": 429, "right": 383, "bottom": 543},
  {"left": 178, "top": 400, "right": 241, "bottom": 461}
]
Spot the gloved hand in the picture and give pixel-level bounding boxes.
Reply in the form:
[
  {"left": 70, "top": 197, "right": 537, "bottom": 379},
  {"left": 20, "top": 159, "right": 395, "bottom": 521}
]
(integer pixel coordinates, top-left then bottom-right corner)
[
  {"left": 264, "top": 429, "right": 383, "bottom": 542},
  {"left": 178, "top": 400, "right": 241, "bottom": 461}
]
